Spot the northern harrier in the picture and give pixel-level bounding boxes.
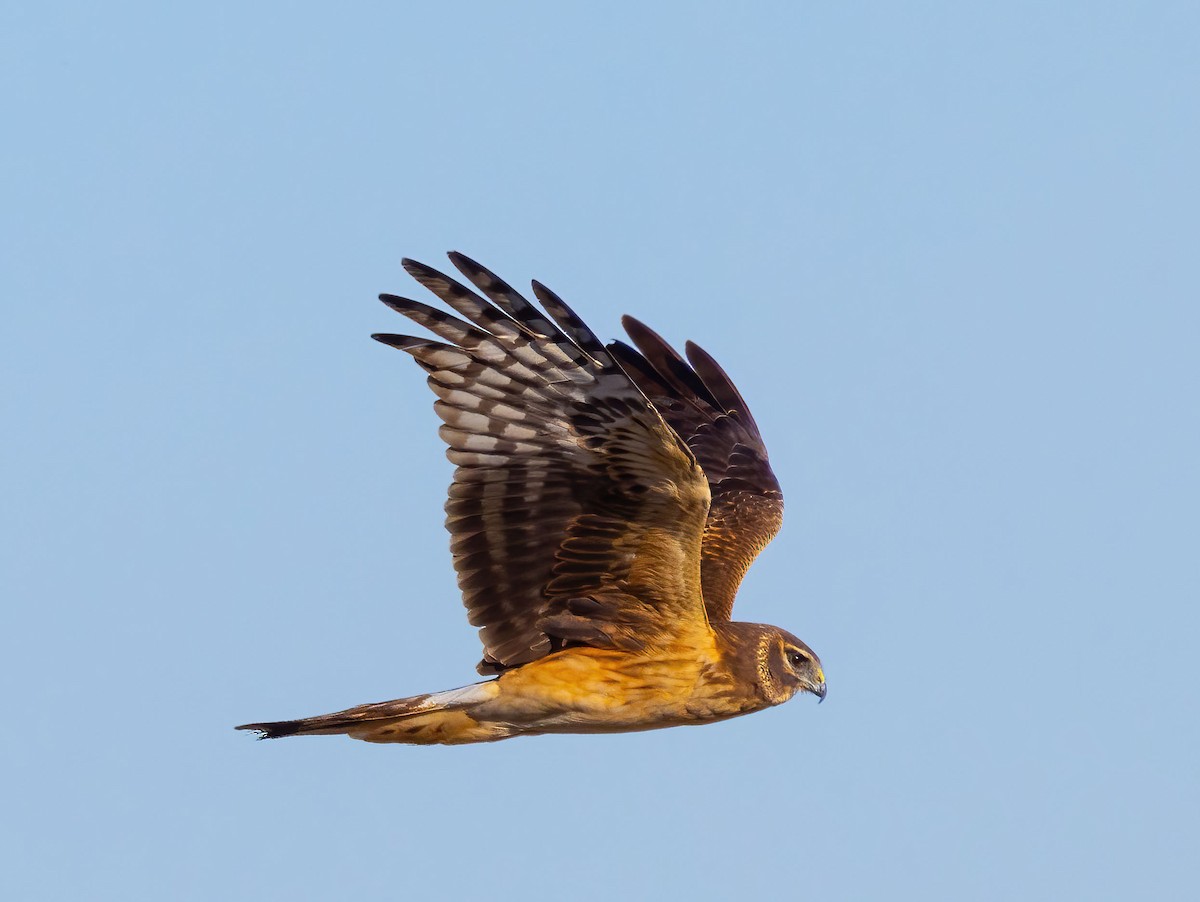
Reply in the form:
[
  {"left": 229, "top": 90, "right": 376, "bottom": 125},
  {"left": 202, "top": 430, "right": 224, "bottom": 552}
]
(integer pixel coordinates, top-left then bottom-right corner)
[{"left": 237, "top": 254, "right": 825, "bottom": 744}]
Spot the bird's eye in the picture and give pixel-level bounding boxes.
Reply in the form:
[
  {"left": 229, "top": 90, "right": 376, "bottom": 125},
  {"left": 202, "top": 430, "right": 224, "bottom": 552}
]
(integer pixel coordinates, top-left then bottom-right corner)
[{"left": 788, "top": 651, "right": 807, "bottom": 667}]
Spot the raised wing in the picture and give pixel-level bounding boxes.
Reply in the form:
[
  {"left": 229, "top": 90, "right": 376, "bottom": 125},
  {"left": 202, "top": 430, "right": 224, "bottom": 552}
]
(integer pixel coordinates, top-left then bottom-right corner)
[
  {"left": 609, "top": 319, "right": 783, "bottom": 622},
  {"left": 373, "top": 254, "right": 712, "bottom": 674}
]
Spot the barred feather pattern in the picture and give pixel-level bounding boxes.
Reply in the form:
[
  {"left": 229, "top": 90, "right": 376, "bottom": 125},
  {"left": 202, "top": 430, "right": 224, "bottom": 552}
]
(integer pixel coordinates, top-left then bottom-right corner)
[
  {"left": 609, "top": 318, "right": 784, "bottom": 622},
  {"left": 374, "top": 254, "right": 712, "bottom": 674}
]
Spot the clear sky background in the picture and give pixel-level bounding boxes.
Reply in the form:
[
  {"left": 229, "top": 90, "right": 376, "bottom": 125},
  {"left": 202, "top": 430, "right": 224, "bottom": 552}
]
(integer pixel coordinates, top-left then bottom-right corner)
[{"left": 3, "top": 3, "right": 1197, "bottom": 900}]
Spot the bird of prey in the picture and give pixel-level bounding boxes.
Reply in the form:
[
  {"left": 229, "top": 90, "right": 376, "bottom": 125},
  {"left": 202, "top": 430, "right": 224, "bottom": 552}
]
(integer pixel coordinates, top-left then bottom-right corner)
[{"left": 236, "top": 253, "right": 825, "bottom": 745}]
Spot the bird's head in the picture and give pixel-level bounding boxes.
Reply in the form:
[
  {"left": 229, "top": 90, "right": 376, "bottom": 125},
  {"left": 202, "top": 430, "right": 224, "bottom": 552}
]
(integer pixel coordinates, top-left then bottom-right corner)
[{"left": 754, "top": 626, "right": 826, "bottom": 705}]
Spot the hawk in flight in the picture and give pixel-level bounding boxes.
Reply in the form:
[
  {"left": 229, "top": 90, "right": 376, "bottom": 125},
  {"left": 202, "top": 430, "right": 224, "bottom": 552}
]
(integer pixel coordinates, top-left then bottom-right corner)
[{"left": 237, "top": 254, "right": 825, "bottom": 744}]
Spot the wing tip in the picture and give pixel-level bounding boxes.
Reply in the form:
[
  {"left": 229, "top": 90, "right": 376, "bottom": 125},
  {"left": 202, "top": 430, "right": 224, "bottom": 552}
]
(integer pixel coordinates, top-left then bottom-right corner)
[
  {"left": 371, "top": 332, "right": 429, "bottom": 350},
  {"left": 378, "top": 292, "right": 412, "bottom": 311}
]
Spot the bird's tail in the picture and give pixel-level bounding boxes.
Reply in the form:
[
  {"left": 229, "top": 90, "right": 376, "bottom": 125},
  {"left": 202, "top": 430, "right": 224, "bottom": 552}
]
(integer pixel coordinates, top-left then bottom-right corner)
[{"left": 235, "top": 681, "right": 505, "bottom": 744}]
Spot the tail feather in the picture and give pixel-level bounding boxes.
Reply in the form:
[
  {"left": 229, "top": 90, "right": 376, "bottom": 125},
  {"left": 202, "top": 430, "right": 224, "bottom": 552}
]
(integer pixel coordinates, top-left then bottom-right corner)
[
  {"left": 235, "top": 694, "right": 436, "bottom": 739},
  {"left": 235, "top": 682, "right": 500, "bottom": 742}
]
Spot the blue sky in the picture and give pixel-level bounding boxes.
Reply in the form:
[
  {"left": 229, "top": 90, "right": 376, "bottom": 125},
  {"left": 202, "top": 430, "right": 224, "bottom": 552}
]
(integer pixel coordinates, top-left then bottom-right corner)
[{"left": 3, "top": 2, "right": 1197, "bottom": 899}]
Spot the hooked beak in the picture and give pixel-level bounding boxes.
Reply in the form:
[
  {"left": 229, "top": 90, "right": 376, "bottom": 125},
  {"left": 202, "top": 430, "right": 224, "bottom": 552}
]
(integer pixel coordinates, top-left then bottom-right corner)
[{"left": 811, "top": 680, "right": 827, "bottom": 703}]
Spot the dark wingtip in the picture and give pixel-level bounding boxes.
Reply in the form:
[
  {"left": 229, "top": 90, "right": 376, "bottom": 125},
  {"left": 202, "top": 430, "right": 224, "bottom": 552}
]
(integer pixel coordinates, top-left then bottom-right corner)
[
  {"left": 402, "top": 257, "right": 444, "bottom": 284},
  {"left": 682, "top": 339, "right": 721, "bottom": 376},
  {"left": 378, "top": 294, "right": 417, "bottom": 315},
  {"left": 620, "top": 314, "right": 667, "bottom": 348},
  {"left": 683, "top": 339, "right": 762, "bottom": 432},
  {"left": 620, "top": 316, "right": 720, "bottom": 408},
  {"left": 447, "top": 250, "right": 491, "bottom": 284},
  {"left": 371, "top": 333, "right": 428, "bottom": 350},
  {"left": 620, "top": 313, "right": 646, "bottom": 333}
]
